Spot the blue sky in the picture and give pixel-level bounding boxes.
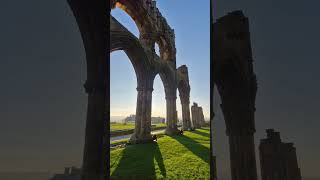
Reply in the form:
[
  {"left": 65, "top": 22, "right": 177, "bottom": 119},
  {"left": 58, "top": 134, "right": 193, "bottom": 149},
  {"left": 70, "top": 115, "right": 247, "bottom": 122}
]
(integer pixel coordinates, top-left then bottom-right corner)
[{"left": 111, "top": 0, "right": 210, "bottom": 119}]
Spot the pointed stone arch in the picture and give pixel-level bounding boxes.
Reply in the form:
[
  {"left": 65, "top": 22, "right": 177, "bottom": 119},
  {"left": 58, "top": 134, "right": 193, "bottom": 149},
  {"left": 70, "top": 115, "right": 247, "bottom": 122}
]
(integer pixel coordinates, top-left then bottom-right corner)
[{"left": 67, "top": 1, "right": 107, "bottom": 180}]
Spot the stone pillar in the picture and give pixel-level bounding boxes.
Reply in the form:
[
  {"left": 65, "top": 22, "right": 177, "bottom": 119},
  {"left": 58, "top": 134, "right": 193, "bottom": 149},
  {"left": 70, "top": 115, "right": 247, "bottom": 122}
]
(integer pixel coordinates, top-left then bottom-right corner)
[
  {"left": 228, "top": 134, "right": 257, "bottom": 180},
  {"left": 129, "top": 87, "right": 153, "bottom": 143},
  {"left": 196, "top": 107, "right": 200, "bottom": 127},
  {"left": 196, "top": 107, "right": 201, "bottom": 127},
  {"left": 165, "top": 94, "right": 179, "bottom": 135},
  {"left": 180, "top": 95, "right": 192, "bottom": 130},
  {"left": 259, "top": 129, "right": 302, "bottom": 180},
  {"left": 199, "top": 106, "right": 205, "bottom": 127},
  {"left": 221, "top": 104, "right": 258, "bottom": 180},
  {"left": 81, "top": 81, "right": 106, "bottom": 180},
  {"left": 214, "top": 11, "right": 259, "bottom": 180},
  {"left": 177, "top": 65, "right": 192, "bottom": 130},
  {"left": 191, "top": 102, "right": 200, "bottom": 129}
]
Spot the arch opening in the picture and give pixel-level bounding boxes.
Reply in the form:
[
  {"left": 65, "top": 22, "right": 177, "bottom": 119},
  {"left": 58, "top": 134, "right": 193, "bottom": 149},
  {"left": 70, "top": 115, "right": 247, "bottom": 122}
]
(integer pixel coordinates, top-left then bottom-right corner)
[
  {"left": 155, "top": 43, "right": 161, "bottom": 57},
  {"left": 110, "top": 50, "right": 137, "bottom": 127},
  {"left": 111, "top": 6, "right": 140, "bottom": 38},
  {"left": 152, "top": 75, "right": 167, "bottom": 127}
]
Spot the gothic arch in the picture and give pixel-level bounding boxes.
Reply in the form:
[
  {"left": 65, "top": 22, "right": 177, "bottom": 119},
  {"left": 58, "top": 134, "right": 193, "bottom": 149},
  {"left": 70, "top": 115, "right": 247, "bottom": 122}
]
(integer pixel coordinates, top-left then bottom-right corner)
[
  {"left": 151, "top": 66, "right": 178, "bottom": 134},
  {"left": 67, "top": 0, "right": 195, "bottom": 179},
  {"left": 67, "top": 1, "right": 107, "bottom": 180},
  {"left": 111, "top": 0, "right": 176, "bottom": 63},
  {"left": 110, "top": 17, "right": 153, "bottom": 88},
  {"left": 110, "top": 16, "right": 156, "bottom": 143}
]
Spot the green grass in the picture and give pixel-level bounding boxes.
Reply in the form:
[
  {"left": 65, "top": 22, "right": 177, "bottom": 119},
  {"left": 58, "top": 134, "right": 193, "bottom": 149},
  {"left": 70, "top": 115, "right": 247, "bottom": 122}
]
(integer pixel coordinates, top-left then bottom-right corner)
[
  {"left": 111, "top": 123, "right": 166, "bottom": 131},
  {"left": 110, "top": 133, "right": 166, "bottom": 145},
  {"left": 110, "top": 128, "right": 210, "bottom": 180},
  {"left": 111, "top": 139, "right": 129, "bottom": 145}
]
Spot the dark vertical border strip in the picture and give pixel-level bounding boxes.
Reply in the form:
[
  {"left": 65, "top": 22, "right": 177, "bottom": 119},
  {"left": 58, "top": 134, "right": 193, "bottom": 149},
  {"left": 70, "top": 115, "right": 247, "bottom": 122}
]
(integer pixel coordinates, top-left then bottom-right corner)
[
  {"left": 210, "top": 0, "right": 215, "bottom": 180},
  {"left": 106, "top": 0, "right": 111, "bottom": 180}
]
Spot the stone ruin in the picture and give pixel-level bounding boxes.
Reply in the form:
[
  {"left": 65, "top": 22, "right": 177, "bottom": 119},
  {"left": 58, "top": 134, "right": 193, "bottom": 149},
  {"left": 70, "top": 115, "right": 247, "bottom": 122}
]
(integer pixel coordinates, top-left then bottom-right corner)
[
  {"left": 110, "top": 0, "right": 194, "bottom": 142},
  {"left": 66, "top": 1, "right": 206, "bottom": 179},
  {"left": 191, "top": 102, "right": 206, "bottom": 129},
  {"left": 213, "top": 10, "right": 258, "bottom": 180},
  {"left": 213, "top": 10, "right": 301, "bottom": 180},
  {"left": 259, "top": 129, "right": 302, "bottom": 180}
]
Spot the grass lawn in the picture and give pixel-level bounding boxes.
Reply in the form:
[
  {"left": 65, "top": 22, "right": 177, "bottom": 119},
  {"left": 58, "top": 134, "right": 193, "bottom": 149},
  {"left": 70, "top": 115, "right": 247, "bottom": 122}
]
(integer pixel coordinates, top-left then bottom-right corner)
[
  {"left": 111, "top": 123, "right": 166, "bottom": 131},
  {"left": 110, "top": 127, "right": 210, "bottom": 180}
]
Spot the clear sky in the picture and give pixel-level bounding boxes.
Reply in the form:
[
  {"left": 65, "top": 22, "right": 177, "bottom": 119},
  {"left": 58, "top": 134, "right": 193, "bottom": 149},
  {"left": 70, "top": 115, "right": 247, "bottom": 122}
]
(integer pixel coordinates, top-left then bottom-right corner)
[{"left": 111, "top": 0, "right": 210, "bottom": 119}]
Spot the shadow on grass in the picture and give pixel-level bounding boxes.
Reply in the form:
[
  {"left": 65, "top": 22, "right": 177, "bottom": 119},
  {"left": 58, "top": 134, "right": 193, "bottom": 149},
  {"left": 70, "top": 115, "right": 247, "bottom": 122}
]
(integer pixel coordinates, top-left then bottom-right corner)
[
  {"left": 111, "top": 142, "right": 166, "bottom": 179},
  {"left": 191, "top": 129, "right": 210, "bottom": 138},
  {"left": 170, "top": 133, "right": 210, "bottom": 164}
]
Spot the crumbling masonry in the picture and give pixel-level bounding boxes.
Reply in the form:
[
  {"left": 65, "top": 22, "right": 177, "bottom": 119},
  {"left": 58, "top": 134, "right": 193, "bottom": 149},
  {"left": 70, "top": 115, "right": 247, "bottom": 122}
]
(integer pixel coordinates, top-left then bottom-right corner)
[
  {"left": 213, "top": 11, "right": 258, "bottom": 180},
  {"left": 110, "top": 0, "right": 195, "bottom": 141},
  {"left": 191, "top": 102, "right": 206, "bottom": 128},
  {"left": 67, "top": 0, "right": 206, "bottom": 179},
  {"left": 259, "top": 129, "right": 302, "bottom": 180}
]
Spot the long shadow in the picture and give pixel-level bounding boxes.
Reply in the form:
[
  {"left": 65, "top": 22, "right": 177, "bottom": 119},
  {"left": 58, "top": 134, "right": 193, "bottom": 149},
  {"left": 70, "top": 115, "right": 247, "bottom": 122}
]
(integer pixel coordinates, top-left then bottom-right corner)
[
  {"left": 111, "top": 142, "right": 166, "bottom": 179},
  {"left": 191, "top": 129, "right": 210, "bottom": 138},
  {"left": 154, "top": 143, "right": 166, "bottom": 178},
  {"left": 170, "top": 133, "right": 210, "bottom": 164}
]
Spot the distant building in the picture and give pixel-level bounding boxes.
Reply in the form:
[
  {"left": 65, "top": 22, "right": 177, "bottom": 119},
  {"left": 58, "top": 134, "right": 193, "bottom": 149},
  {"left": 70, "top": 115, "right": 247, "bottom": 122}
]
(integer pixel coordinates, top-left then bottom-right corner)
[
  {"left": 151, "top": 116, "right": 165, "bottom": 124},
  {"left": 124, "top": 114, "right": 165, "bottom": 124},
  {"left": 124, "top": 114, "right": 136, "bottom": 123},
  {"left": 259, "top": 129, "right": 302, "bottom": 180},
  {"left": 50, "top": 167, "right": 81, "bottom": 180}
]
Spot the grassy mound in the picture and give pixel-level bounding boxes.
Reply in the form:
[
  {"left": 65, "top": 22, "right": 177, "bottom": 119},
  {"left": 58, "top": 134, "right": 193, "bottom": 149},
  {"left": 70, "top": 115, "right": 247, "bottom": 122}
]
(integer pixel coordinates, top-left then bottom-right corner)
[{"left": 110, "top": 128, "right": 210, "bottom": 179}]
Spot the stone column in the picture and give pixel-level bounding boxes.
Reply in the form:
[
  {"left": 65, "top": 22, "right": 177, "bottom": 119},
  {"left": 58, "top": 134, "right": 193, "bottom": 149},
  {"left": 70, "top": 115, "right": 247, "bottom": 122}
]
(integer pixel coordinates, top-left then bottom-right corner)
[
  {"left": 129, "top": 87, "right": 153, "bottom": 143},
  {"left": 199, "top": 106, "right": 205, "bottom": 127},
  {"left": 228, "top": 134, "right": 257, "bottom": 180},
  {"left": 180, "top": 96, "right": 192, "bottom": 130},
  {"left": 139, "top": 88, "right": 153, "bottom": 140},
  {"left": 221, "top": 104, "right": 258, "bottom": 180},
  {"left": 165, "top": 95, "right": 179, "bottom": 135},
  {"left": 191, "top": 102, "right": 200, "bottom": 129},
  {"left": 82, "top": 81, "right": 106, "bottom": 180},
  {"left": 197, "top": 107, "right": 201, "bottom": 127}
]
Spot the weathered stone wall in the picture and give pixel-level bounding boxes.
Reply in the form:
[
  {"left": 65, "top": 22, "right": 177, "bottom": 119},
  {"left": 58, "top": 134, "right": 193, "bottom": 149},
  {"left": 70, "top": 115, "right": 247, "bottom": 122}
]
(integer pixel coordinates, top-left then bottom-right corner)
[
  {"left": 111, "top": 0, "right": 176, "bottom": 62},
  {"left": 111, "top": 0, "right": 194, "bottom": 140}
]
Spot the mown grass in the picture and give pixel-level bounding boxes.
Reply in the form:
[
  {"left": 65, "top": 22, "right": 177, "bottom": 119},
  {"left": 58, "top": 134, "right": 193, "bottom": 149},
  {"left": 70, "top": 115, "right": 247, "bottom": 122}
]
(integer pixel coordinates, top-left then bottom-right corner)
[
  {"left": 111, "top": 123, "right": 166, "bottom": 131},
  {"left": 111, "top": 139, "right": 129, "bottom": 145},
  {"left": 110, "top": 133, "right": 166, "bottom": 145},
  {"left": 110, "top": 128, "right": 210, "bottom": 180}
]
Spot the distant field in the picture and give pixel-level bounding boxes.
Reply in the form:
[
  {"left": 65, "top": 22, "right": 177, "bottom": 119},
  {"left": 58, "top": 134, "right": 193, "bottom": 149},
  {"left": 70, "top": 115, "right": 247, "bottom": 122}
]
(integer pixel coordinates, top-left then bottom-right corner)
[
  {"left": 110, "top": 123, "right": 166, "bottom": 131},
  {"left": 110, "top": 128, "right": 210, "bottom": 179}
]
